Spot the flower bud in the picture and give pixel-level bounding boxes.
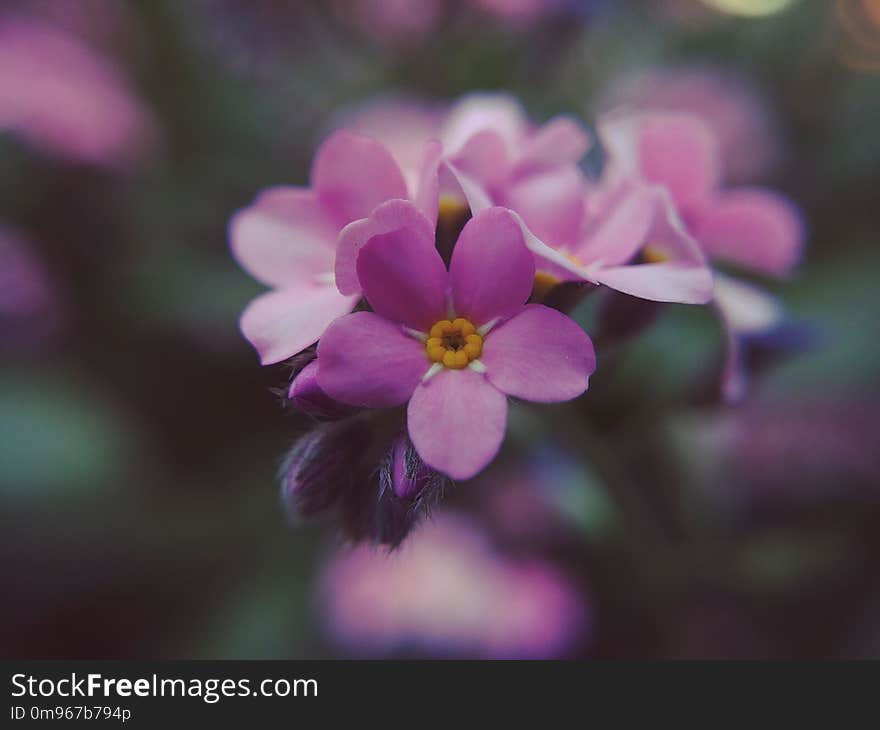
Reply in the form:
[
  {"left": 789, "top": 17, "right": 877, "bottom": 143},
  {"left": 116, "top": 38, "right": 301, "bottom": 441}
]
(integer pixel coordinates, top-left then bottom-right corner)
[
  {"left": 281, "top": 418, "right": 372, "bottom": 519},
  {"left": 390, "top": 434, "right": 432, "bottom": 500},
  {"left": 370, "top": 434, "right": 448, "bottom": 547}
]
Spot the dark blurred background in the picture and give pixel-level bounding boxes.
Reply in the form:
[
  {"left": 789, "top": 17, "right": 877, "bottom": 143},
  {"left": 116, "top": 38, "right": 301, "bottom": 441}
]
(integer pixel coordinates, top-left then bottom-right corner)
[{"left": 1, "top": 0, "right": 879, "bottom": 659}]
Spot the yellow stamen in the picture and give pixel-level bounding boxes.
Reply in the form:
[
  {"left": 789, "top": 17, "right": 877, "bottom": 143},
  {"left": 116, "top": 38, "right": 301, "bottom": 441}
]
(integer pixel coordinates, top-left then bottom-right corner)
[
  {"left": 533, "top": 253, "right": 584, "bottom": 300},
  {"left": 641, "top": 245, "right": 670, "bottom": 264},
  {"left": 438, "top": 195, "right": 467, "bottom": 223},
  {"left": 429, "top": 319, "right": 453, "bottom": 338},
  {"left": 426, "top": 316, "right": 483, "bottom": 370},
  {"left": 533, "top": 271, "right": 560, "bottom": 299}
]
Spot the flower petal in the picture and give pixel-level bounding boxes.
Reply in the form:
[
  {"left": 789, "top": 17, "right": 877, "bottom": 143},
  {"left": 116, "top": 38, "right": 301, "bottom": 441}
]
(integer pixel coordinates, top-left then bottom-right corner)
[
  {"left": 441, "top": 92, "right": 526, "bottom": 155},
  {"left": 689, "top": 188, "right": 805, "bottom": 276},
  {"left": 229, "top": 187, "right": 336, "bottom": 288},
  {"left": 592, "top": 187, "right": 714, "bottom": 304},
  {"left": 356, "top": 215, "right": 449, "bottom": 330},
  {"left": 517, "top": 116, "right": 592, "bottom": 170},
  {"left": 413, "top": 139, "right": 443, "bottom": 228},
  {"left": 407, "top": 368, "right": 508, "bottom": 480},
  {"left": 317, "top": 311, "right": 427, "bottom": 407},
  {"left": 713, "top": 272, "right": 784, "bottom": 336},
  {"left": 481, "top": 304, "right": 595, "bottom": 402},
  {"left": 600, "top": 112, "right": 721, "bottom": 208},
  {"left": 312, "top": 130, "right": 408, "bottom": 226},
  {"left": 449, "top": 129, "right": 510, "bottom": 188},
  {"left": 501, "top": 165, "right": 586, "bottom": 249},
  {"left": 240, "top": 284, "right": 358, "bottom": 365},
  {"left": 335, "top": 199, "right": 435, "bottom": 295},
  {"left": 574, "top": 182, "right": 656, "bottom": 267},
  {"left": 593, "top": 262, "right": 714, "bottom": 305},
  {"left": 449, "top": 207, "right": 534, "bottom": 325}
]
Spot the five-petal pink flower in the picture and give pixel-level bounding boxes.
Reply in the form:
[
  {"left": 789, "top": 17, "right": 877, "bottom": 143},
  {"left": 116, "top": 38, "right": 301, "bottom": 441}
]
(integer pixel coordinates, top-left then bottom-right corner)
[{"left": 316, "top": 205, "right": 596, "bottom": 480}]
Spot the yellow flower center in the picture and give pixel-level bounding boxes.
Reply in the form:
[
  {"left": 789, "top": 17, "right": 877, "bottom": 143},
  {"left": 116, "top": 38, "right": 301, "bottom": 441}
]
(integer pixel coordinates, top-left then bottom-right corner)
[
  {"left": 438, "top": 195, "right": 468, "bottom": 223},
  {"left": 641, "top": 245, "right": 670, "bottom": 264},
  {"left": 426, "top": 317, "right": 483, "bottom": 369}
]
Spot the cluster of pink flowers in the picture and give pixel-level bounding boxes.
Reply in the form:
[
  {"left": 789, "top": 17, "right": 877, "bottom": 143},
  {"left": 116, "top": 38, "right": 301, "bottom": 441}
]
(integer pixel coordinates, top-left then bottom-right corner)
[{"left": 232, "top": 91, "right": 804, "bottom": 543}]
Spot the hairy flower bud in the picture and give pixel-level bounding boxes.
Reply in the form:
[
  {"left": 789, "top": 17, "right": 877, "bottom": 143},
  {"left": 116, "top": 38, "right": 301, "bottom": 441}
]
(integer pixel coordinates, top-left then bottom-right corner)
[
  {"left": 281, "top": 418, "right": 372, "bottom": 519},
  {"left": 371, "top": 434, "right": 448, "bottom": 547}
]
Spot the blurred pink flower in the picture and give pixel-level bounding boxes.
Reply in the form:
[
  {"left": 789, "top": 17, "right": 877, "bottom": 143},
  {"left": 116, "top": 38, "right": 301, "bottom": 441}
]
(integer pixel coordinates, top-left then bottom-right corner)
[
  {"left": 331, "top": 0, "right": 445, "bottom": 45},
  {"left": 596, "top": 110, "right": 805, "bottom": 400},
  {"left": 343, "top": 93, "right": 712, "bottom": 305},
  {"left": 473, "top": 0, "right": 561, "bottom": 24},
  {"left": 0, "top": 16, "right": 157, "bottom": 168},
  {"left": 319, "top": 205, "right": 595, "bottom": 479},
  {"left": 318, "top": 511, "right": 587, "bottom": 658},
  {"left": 0, "top": 225, "right": 60, "bottom": 350},
  {"left": 596, "top": 67, "right": 783, "bottom": 184}
]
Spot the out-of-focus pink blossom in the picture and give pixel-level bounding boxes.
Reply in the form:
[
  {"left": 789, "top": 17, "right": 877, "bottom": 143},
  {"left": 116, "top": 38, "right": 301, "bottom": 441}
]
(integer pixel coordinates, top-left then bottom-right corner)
[
  {"left": 473, "top": 0, "right": 561, "bottom": 24},
  {"left": 0, "top": 17, "right": 156, "bottom": 168},
  {"left": 318, "top": 511, "right": 587, "bottom": 658},
  {"left": 693, "top": 397, "right": 880, "bottom": 499},
  {"left": 331, "top": 0, "right": 445, "bottom": 45},
  {"left": 0, "top": 225, "right": 60, "bottom": 350},
  {"left": 596, "top": 110, "right": 805, "bottom": 400},
  {"left": 596, "top": 67, "right": 783, "bottom": 184}
]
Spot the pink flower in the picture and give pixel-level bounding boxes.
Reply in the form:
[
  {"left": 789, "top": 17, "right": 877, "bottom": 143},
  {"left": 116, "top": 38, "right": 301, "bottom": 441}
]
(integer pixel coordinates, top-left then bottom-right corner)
[
  {"left": 318, "top": 511, "right": 587, "bottom": 658},
  {"left": 341, "top": 92, "right": 592, "bottom": 259},
  {"left": 596, "top": 66, "right": 783, "bottom": 184},
  {"left": 531, "top": 179, "right": 715, "bottom": 305},
  {"left": 231, "top": 130, "right": 438, "bottom": 364},
  {"left": 597, "top": 110, "right": 805, "bottom": 399},
  {"left": 0, "top": 225, "right": 60, "bottom": 350},
  {"left": 317, "top": 204, "right": 596, "bottom": 480},
  {"left": 0, "top": 17, "right": 156, "bottom": 168},
  {"left": 342, "top": 93, "right": 714, "bottom": 306}
]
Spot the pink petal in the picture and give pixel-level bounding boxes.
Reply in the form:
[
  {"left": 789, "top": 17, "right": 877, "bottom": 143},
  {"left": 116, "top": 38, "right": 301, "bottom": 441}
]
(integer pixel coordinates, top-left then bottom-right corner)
[
  {"left": 413, "top": 139, "right": 443, "bottom": 228},
  {"left": 638, "top": 113, "right": 721, "bottom": 207},
  {"left": 407, "top": 368, "right": 508, "bottom": 480},
  {"left": 517, "top": 116, "right": 592, "bottom": 170},
  {"left": 481, "top": 304, "right": 595, "bottom": 402},
  {"left": 338, "top": 97, "right": 444, "bottom": 190},
  {"left": 311, "top": 130, "right": 408, "bottom": 227},
  {"left": 356, "top": 217, "right": 449, "bottom": 331},
  {"left": 441, "top": 160, "right": 494, "bottom": 215},
  {"left": 713, "top": 276, "right": 784, "bottom": 404},
  {"left": 229, "top": 187, "right": 336, "bottom": 288},
  {"left": 574, "top": 182, "right": 656, "bottom": 267},
  {"left": 441, "top": 92, "right": 527, "bottom": 155},
  {"left": 600, "top": 112, "right": 721, "bottom": 208},
  {"left": 317, "top": 311, "right": 427, "bottom": 407},
  {"left": 594, "top": 263, "right": 714, "bottom": 305},
  {"left": 713, "top": 273, "right": 784, "bottom": 336},
  {"left": 240, "top": 284, "right": 358, "bottom": 365},
  {"left": 591, "top": 187, "right": 714, "bottom": 304},
  {"left": 501, "top": 165, "right": 586, "bottom": 249},
  {"left": 449, "top": 207, "right": 534, "bottom": 325},
  {"left": 335, "top": 199, "right": 435, "bottom": 295},
  {"left": 449, "top": 130, "right": 511, "bottom": 188},
  {"left": 689, "top": 188, "right": 805, "bottom": 276}
]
